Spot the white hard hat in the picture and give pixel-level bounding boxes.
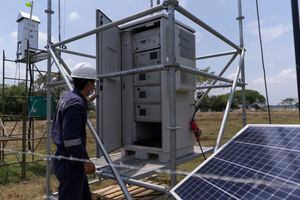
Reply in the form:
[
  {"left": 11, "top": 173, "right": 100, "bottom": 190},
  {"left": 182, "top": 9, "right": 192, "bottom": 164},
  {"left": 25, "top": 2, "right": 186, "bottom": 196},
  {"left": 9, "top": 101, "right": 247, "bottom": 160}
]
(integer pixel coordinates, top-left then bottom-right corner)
[{"left": 71, "top": 62, "right": 97, "bottom": 80}]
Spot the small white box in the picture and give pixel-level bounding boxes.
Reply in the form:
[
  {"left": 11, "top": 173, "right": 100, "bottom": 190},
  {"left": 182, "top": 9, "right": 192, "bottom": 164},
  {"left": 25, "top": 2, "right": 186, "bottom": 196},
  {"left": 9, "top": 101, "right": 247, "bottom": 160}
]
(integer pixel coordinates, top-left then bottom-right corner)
[{"left": 16, "top": 11, "right": 40, "bottom": 60}]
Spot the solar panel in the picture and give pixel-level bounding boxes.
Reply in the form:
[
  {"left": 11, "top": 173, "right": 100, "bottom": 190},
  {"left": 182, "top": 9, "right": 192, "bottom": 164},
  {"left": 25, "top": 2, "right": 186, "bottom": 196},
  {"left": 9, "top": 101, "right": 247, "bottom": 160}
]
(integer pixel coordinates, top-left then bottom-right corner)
[{"left": 171, "top": 125, "right": 300, "bottom": 200}]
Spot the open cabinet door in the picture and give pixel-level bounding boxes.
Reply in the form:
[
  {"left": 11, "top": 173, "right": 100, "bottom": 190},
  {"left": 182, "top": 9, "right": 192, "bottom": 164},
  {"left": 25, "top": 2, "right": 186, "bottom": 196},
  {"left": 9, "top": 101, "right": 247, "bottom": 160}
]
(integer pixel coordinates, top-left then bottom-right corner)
[{"left": 96, "top": 9, "right": 122, "bottom": 156}]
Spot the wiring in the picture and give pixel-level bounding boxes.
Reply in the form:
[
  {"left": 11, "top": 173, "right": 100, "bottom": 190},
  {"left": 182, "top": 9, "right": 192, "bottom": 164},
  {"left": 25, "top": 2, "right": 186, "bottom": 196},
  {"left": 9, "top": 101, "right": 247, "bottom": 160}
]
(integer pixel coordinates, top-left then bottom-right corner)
[{"left": 190, "top": 104, "right": 206, "bottom": 160}]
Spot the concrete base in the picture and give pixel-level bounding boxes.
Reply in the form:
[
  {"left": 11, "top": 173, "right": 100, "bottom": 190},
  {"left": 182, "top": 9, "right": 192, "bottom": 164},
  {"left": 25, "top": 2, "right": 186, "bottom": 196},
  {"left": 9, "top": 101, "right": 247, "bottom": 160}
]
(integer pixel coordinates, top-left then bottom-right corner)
[
  {"left": 92, "top": 145, "right": 214, "bottom": 179},
  {"left": 121, "top": 145, "right": 194, "bottom": 163}
]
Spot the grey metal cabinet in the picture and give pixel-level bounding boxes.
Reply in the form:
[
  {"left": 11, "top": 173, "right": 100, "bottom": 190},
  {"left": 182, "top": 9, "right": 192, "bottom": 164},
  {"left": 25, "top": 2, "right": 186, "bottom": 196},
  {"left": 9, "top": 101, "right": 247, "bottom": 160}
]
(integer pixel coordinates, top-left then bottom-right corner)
[{"left": 97, "top": 13, "right": 196, "bottom": 162}]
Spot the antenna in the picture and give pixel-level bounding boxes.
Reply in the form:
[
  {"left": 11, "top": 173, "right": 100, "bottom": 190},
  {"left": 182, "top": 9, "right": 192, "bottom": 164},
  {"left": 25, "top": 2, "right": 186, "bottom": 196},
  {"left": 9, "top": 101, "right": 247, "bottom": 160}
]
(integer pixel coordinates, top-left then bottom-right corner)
[{"left": 58, "top": 0, "right": 61, "bottom": 42}]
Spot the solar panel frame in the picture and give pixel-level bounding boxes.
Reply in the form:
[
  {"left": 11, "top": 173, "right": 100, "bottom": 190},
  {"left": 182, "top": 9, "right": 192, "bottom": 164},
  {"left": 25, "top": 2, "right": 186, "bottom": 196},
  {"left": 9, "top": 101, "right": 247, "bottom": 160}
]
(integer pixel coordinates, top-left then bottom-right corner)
[{"left": 170, "top": 124, "right": 300, "bottom": 200}]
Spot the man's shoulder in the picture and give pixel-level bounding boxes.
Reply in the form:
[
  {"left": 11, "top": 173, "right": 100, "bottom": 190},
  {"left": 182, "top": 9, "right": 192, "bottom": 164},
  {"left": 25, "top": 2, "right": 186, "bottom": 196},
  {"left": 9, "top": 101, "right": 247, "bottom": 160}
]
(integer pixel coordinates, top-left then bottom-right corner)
[{"left": 61, "top": 91, "right": 86, "bottom": 109}]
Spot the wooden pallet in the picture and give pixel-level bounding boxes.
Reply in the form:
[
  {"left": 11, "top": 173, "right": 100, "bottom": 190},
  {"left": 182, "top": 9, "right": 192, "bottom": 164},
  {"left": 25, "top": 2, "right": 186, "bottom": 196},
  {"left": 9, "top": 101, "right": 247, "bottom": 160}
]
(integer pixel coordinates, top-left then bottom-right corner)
[{"left": 92, "top": 183, "right": 174, "bottom": 200}]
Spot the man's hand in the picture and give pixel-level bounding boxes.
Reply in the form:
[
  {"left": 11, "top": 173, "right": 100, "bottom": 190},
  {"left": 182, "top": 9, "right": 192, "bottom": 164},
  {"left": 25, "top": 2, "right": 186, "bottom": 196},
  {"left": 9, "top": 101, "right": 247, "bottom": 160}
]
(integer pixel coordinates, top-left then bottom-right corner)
[
  {"left": 88, "top": 90, "right": 98, "bottom": 102},
  {"left": 84, "top": 161, "right": 96, "bottom": 175}
]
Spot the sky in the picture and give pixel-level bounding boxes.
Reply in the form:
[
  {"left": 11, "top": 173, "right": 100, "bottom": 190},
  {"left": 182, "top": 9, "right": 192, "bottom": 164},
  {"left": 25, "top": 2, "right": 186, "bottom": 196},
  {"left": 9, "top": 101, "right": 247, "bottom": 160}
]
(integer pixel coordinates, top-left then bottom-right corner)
[{"left": 0, "top": 0, "right": 297, "bottom": 105}]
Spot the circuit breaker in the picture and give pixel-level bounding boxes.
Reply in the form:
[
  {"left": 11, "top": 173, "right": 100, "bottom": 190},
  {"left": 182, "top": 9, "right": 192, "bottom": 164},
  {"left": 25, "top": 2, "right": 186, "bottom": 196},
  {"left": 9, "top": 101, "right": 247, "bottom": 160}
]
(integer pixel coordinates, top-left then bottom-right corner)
[
  {"left": 16, "top": 11, "right": 40, "bottom": 60},
  {"left": 97, "top": 13, "right": 196, "bottom": 162}
]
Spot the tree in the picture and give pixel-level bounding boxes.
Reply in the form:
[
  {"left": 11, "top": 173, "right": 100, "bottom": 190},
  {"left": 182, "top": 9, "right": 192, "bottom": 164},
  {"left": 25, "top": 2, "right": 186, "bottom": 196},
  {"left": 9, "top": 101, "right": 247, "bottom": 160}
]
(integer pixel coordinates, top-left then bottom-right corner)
[
  {"left": 280, "top": 97, "right": 297, "bottom": 106},
  {"left": 195, "top": 67, "right": 215, "bottom": 102},
  {"left": 0, "top": 72, "right": 65, "bottom": 115},
  {"left": 34, "top": 72, "right": 66, "bottom": 101},
  {"left": 196, "top": 95, "right": 211, "bottom": 111},
  {"left": 209, "top": 95, "right": 228, "bottom": 111},
  {"left": 195, "top": 66, "right": 215, "bottom": 85},
  {"left": 0, "top": 83, "right": 26, "bottom": 115},
  {"left": 234, "top": 89, "right": 266, "bottom": 106},
  {"left": 198, "top": 89, "right": 266, "bottom": 111}
]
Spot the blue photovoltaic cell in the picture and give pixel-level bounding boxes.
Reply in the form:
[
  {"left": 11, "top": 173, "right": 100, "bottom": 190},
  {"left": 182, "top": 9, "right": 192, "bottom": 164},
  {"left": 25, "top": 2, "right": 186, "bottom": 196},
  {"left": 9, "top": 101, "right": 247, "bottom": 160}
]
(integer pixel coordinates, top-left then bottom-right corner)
[{"left": 171, "top": 125, "right": 300, "bottom": 200}]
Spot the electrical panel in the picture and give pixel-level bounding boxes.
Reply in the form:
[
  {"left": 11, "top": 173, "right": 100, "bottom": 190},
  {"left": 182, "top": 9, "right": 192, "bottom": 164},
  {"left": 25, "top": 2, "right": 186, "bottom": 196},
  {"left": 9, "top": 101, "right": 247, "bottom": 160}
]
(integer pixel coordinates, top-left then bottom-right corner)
[
  {"left": 133, "top": 27, "right": 160, "bottom": 52},
  {"left": 134, "top": 49, "right": 161, "bottom": 67},
  {"left": 135, "top": 104, "right": 161, "bottom": 122},
  {"left": 134, "top": 72, "right": 161, "bottom": 85},
  {"left": 135, "top": 86, "right": 161, "bottom": 103},
  {"left": 16, "top": 11, "right": 40, "bottom": 60}
]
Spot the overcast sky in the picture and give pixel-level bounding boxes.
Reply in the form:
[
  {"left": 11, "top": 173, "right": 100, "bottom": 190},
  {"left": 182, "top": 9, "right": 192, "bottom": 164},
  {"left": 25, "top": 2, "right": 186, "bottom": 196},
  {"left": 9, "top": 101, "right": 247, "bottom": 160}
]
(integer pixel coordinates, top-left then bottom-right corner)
[{"left": 0, "top": 0, "right": 297, "bottom": 104}]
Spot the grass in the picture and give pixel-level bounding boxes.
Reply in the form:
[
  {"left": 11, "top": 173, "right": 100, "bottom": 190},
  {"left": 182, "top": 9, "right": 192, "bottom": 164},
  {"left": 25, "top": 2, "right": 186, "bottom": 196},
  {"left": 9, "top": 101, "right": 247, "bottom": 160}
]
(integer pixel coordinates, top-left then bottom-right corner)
[
  {"left": 198, "top": 110, "right": 299, "bottom": 146},
  {"left": 0, "top": 110, "right": 298, "bottom": 199}
]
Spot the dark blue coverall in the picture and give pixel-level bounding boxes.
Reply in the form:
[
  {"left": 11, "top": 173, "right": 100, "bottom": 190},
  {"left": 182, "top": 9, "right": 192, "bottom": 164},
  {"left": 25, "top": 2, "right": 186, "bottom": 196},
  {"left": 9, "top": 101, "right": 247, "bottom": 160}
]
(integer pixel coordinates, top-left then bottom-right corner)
[{"left": 52, "top": 89, "right": 91, "bottom": 200}]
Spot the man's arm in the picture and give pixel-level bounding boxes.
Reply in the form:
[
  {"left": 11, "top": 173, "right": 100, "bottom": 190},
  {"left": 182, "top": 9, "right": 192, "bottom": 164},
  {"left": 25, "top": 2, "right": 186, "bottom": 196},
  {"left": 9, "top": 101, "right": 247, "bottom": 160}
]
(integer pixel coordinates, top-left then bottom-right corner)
[
  {"left": 62, "top": 104, "right": 95, "bottom": 174},
  {"left": 62, "top": 105, "right": 89, "bottom": 161}
]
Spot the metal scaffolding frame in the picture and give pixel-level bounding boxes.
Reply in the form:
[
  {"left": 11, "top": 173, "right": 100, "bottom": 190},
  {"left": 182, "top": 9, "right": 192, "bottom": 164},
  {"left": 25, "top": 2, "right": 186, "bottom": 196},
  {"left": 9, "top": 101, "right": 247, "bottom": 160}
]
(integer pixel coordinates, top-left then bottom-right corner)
[
  {"left": 44, "top": 0, "right": 246, "bottom": 199},
  {"left": 0, "top": 47, "right": 57, "bottom": 178}
]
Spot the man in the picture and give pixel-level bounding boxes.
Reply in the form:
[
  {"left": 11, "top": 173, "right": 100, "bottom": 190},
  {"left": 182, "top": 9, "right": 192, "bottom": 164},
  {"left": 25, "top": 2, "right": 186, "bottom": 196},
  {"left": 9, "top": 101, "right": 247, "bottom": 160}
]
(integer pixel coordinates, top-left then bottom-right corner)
[{"left": 52, "top": 62, "right": 97, "bottom": 200}]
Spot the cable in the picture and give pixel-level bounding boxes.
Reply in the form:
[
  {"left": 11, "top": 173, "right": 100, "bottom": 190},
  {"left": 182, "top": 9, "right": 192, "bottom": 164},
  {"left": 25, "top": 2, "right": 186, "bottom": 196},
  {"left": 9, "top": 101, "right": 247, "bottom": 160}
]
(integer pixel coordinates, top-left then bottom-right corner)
[
  {"left": 255, "top": 0, "right": 272, "bottom": 124},
  {"left": 58, "top": 0, "right": 61, "bottom": 43},
  {"left": 190, "top": 105, "right": 206, "bottom": 160}
]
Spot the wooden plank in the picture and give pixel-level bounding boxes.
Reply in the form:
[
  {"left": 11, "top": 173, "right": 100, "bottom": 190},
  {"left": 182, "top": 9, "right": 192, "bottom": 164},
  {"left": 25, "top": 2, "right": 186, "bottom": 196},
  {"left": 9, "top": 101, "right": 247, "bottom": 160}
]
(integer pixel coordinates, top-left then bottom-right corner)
[
  {"left": 92, "top": 184, "right": 139, "bottom": 199},
  {"left": 92, "top": 183, "right": 169, "bottom": 200},
  {"left": 106, "top": 185, "right": 144, "bottom": 199},
  {"left": 92, "top": 184, "right": 116, "bottom": 195},
  {"left": 131, "top": 190, "right": 162, "bottom": 200},
  {"left": 98, "top": 185, "right": 125, "bottom": 196}
]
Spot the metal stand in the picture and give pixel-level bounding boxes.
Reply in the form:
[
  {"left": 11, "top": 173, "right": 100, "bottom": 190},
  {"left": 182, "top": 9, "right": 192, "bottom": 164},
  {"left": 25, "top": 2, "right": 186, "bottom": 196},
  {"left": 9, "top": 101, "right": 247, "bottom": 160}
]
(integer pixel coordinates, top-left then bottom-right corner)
[{"left": 1, "top": 47, "right": 50, "bottom": 176}]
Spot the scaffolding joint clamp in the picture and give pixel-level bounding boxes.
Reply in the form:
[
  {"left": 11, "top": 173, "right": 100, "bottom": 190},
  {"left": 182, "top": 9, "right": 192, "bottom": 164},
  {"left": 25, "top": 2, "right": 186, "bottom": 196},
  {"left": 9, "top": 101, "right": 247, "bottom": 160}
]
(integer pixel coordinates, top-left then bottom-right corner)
[
  {"left": 163, "top": 0, "right": 179, "bottom": 9},
  {"left": 236, "top": 16, "right": 245, "bottom": 20},
  {"left": 44, "top": 9, "right": 54, "bottom": 14},
  {"left": 165, "top": 63, "right": 180, "bottom": 70},
  {"left": 166, "top": 126, "right": 181, "bottom": 130}
]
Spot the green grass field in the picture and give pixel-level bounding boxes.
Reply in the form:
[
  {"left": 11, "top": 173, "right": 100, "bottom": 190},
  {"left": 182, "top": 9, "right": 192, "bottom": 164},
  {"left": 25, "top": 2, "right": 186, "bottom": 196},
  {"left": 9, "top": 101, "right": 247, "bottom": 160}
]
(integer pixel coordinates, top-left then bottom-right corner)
[{"left": 0, "top": 110, "right": 298, "bottom": 199}]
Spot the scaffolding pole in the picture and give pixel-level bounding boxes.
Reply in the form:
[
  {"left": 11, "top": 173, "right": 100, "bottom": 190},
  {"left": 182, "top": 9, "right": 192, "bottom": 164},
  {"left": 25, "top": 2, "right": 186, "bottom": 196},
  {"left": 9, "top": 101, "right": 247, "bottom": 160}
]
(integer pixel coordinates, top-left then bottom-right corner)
[
  {"left": 45, "top": 0, "right": 53, "bottom": 198},
  {"left": 2, "top": 51, "right": 5, "bottom": 115},
  {"left": 97, "top": 170, "right": 167, "bottom": 193},
  {"left": 52, "top": 4, "right": 164, "bottom": 48},
  {"left": 175, "top": 5, "right": 241, "bottom": 51},
  {"left": 166, "top": 0, "right": 178, "bottom": 188},
  {"left": 0, "top": 50, "right": 3, "bottom": 163},
  {"left": 178, "top": 64, "right": 241, "bottom": 85},
  {"left": 237, "top": 0, "right": 247, "bottom": 127},
  {"left": 215, "top": 49, "right": 245, "bottom": 151},
  {"left": 97, "top": 64, "right": 165, "bottom": 79},
  {"left": 196, "top": 51, "right": 237, "bottom": 60},
  {"left": 55, "top": 48, "right": 96, "bottom": 59},
  {"left": 21, "top": 42, "right": 30, "bottom": 179},
  {"left": 95, "top": 9, "right": 100, "bottom": 158},
  {"left": 196, "top": 84, "right": 234, "bottom": 90},
  {"left": 195, "top": 53, "right": 238, "bottom": 107}
]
